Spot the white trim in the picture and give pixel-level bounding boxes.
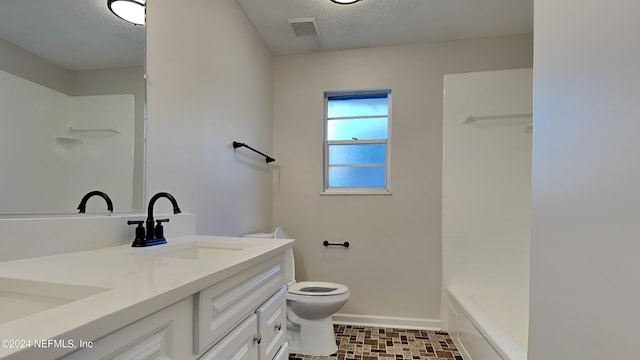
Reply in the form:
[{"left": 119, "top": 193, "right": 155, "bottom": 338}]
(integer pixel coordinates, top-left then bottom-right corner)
[
  {"left": 331, "top": 313, "right": 442, "bottom": 330},
  {"left": 320, "top": 189, "right": 391, "bottom": 196},
  {"left": 325, "top": 88, "right": 391, "bottom": 97},
  {"left": 329, "top": 163, "right": 385, "bottom": 168},
  {"left": 328, "top": 139, "right": 387, "bottom": 145},
  {"left": 322, "top": 88, "right": 392, "bottom": 193},
  {"left": 328, "top": 115, "right": 389, "bottom": 121}
]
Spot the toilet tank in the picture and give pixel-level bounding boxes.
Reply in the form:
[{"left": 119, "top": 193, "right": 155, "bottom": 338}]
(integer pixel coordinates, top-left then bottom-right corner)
[{"left": 243, "top": 227, "right": 295, "bottom": 286}]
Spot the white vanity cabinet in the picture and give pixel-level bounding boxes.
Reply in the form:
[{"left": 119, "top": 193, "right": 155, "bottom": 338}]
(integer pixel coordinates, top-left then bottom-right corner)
[
  {"left": 256, "top": 287, "right": 287, "bottom": 360},
  {"left": 61, "top": 298, "right": 193, "bottom": 360},
  {"left": 60, "top": 253, "right": 289, "bottom": 360},
  {"left": 198, "top": 287, "right": 288, "bottom": 360},
  {"left": 194, "top": 255, "right": 288, "bottom": 360},
  {"left": 197, "top": 314, "right": 259, "bottom": 359}
]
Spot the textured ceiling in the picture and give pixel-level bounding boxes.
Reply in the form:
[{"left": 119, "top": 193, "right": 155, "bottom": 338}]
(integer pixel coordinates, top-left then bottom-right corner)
[
  {"left": 0, "top": 1, "right": 532, "bottom": 71},
  {"left": 0, "top": 0, "right": 144, "bottom": 71},
  {"left": 238, "top": 0, "right": 533, "bottom": 55}
]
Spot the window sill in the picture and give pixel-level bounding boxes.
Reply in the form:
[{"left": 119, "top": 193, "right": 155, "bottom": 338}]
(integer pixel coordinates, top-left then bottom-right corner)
[{"left": 320, "top": 189, "right": 392, "bottom": 196}]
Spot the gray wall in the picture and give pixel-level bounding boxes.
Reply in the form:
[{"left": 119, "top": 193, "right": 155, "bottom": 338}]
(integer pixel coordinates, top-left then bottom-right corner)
[{"left": 273, "top": 34, "right": 533, "bottom": 322}]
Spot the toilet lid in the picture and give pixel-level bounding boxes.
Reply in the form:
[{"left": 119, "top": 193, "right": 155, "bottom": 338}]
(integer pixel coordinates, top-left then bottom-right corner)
[
  {"left": 288, "top": 281, "right": 349, "bottom": 296},
  {"left": 274, "top": 226, "right": 288, "bottom": 239}
]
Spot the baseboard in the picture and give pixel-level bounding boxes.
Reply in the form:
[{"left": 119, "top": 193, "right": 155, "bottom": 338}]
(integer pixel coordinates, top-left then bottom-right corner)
[{"left": 332, "top": 313, "right": 442, "bottom": 330}]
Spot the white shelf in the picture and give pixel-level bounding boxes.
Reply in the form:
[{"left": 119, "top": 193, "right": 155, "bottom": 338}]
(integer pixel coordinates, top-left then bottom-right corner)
[
  {"left": 69, "top": 127, "right": 121, "bottom": 134},
  {"left": 463, "top": 112, "right": 532, "bottom": 124},
  {"left": 55, "top": 136, "right": 83, "bottom": 144}
]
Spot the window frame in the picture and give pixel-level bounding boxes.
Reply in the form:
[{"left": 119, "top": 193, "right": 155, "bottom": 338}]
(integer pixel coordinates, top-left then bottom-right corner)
[{"left": 321, "top": 88, "right": 392, "bottom": 195}]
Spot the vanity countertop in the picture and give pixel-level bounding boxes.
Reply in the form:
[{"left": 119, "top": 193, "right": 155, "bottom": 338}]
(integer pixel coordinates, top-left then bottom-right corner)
[{"left": 0, "top": 235, "right": 294, "bottom": 360}]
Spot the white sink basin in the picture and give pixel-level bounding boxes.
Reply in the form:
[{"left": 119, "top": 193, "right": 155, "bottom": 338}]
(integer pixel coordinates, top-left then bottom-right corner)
[
  {"left": 0, "top": 278, "right": 109, "bottom": 324},
  {"left": 126, "top": 240, "right": 257, "bottom": 260}
]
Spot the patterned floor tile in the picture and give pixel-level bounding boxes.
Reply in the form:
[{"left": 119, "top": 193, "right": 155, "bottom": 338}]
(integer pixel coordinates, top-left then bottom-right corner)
[{"left": 289, "top": 325, "right": 463, "bottom": 360}]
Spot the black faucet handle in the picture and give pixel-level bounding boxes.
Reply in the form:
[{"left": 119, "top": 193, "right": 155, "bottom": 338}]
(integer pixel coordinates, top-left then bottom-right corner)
[
  {"left": 127, "top": 220, "right": 146, "bottom": 247},
  {"left": 154, "top": 219, "right": 170, "bottom": 241}
]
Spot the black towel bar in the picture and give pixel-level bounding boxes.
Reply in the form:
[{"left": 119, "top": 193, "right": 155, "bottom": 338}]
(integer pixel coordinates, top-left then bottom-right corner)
[
  {"left": 232, "top": 141, "right": 275, "bottom": 163},
  {"left": 323, "top": 240, "right": 350, "bottom": 248}
]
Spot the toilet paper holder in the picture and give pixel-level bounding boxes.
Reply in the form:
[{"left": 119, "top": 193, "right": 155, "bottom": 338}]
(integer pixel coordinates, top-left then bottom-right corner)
[{"left": 322, "top": 240, "right": 350, "bottom": 248}]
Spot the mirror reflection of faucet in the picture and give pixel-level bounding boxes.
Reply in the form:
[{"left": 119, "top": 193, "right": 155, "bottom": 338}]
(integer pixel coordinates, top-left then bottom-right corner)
[
  {"left": 77, "top": 191, "right": 113, "bottom": 215},
  {"left": 127, "top": 192, "right": 182, "bottom": 247}
]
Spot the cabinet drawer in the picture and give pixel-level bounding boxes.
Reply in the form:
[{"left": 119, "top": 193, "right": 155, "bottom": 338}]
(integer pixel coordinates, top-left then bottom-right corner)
[
  {"left": 257, "top": 286, "right": 287, "bottom": 360},
  {"left": 199, "top": 314, "right": 259, "bottom": 360},
  {"left": 194, "top": 256, "right": 285, "bottom": 355}
]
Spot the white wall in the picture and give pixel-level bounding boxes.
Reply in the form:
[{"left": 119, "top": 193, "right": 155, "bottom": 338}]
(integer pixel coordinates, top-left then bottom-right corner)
[
  {"left": 71, "top": 67, "right": 146, "bottom": 211},
  {"left": 442, "top": 68, "right": 532, "bottom": 349},
  {"left": 0, "top": 70, "right": 69, "bottom": 214},
  {"left": 273, "top": 34, "right": 533, "bottom": 324},
  {"left": 529, "top": 1, "right": 640, "bottom": 359},
  {"left": 66, "top": 95, "right": 135, "bottom": 213},
  {"left": 145, "top": 0, "right": 274, "bottom": 236},
  {"left": 0, "top": 71, "right": 135, "bottom": 214},
  {"left": 0, "top": 37, "right": 145, "bottom": 213}
]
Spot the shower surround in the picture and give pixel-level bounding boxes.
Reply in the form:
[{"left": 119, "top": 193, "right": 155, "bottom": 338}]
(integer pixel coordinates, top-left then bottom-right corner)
[{"left": 442, "top": 68, "right": 532, "bottom": 360}]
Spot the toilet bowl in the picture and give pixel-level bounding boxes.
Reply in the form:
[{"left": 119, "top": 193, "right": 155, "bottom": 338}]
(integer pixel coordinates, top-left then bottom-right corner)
[{"left": 244, "top": 227, "right": 350, "bottom": 356}]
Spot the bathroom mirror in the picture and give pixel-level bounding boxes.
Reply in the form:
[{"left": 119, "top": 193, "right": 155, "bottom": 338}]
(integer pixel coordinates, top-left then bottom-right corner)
[{"left": 0, "top": 0, "right": 145, "bottom": 215}]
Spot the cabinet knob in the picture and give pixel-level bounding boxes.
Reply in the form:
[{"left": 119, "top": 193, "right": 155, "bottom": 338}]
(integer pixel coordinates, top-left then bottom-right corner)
[
  {"left": 254, "top": 334, "right": 262, "bottom": 344},
  {"left": 275, "top": 323, "right": 282, "bottom": 331}
]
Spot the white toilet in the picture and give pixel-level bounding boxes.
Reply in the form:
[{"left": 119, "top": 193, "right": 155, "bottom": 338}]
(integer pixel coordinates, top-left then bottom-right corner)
[{"left": 244, "top": 227, "right": 350, "bottom": 356}]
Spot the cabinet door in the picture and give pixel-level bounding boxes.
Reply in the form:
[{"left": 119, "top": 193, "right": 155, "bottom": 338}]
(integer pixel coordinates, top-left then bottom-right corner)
[
  {"left": 199, "top": 314, "right": 259, "bottom": 360},
  {"left": 272, "top": 342, "right": 289, "bottom": 360},
  {"left": 194, "top": 255, "right": 284, "bottom": 355},
  {"left": 256, "top": 286, "right": 287, "bottom": 360},
  {"left": 62, "top": 298, "right": 193, "bottom": 360}
]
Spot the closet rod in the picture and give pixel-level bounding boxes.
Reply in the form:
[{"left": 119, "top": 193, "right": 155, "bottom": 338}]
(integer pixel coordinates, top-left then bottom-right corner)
[{"left": 232, "top": 141, "right": 275, "bottom": 163}]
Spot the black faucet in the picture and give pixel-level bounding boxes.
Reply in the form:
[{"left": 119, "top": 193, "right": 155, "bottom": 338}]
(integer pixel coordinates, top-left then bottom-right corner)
[
  {"left": 128, "top": 192, "right": 181, "bottom": 247},
  {"left": 77, "top": 191, "right": 113, "bottom": 214}
]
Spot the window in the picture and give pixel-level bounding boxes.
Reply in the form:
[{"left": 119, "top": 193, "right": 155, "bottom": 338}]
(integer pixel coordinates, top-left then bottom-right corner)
[{"left": 323, "top": 89, "right": 391, "bottom": 194}]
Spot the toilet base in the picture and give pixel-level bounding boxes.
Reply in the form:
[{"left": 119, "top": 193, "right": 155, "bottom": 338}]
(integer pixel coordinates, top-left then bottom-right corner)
[{"left": 287, "top": 314, "right": 338, "bottom": 356}]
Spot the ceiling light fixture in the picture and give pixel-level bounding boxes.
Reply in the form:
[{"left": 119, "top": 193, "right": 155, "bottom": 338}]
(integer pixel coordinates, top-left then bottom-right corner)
[
  {"left": 107, "top": 0, "right": 145, "bottom": 26},
  {"left": 330, "top": 0, "right": 361, "bottom": 4}
]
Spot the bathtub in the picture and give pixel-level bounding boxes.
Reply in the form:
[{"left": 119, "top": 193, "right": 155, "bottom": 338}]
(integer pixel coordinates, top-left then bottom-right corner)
[{"left": 445, "top": 287, "right": 527, "bottom": 360}]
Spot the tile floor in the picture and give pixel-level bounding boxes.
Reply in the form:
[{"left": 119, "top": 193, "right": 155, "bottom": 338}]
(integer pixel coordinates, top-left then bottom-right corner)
[{"left": 289, "top": 325, "right": 463, "bottom": 360}]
